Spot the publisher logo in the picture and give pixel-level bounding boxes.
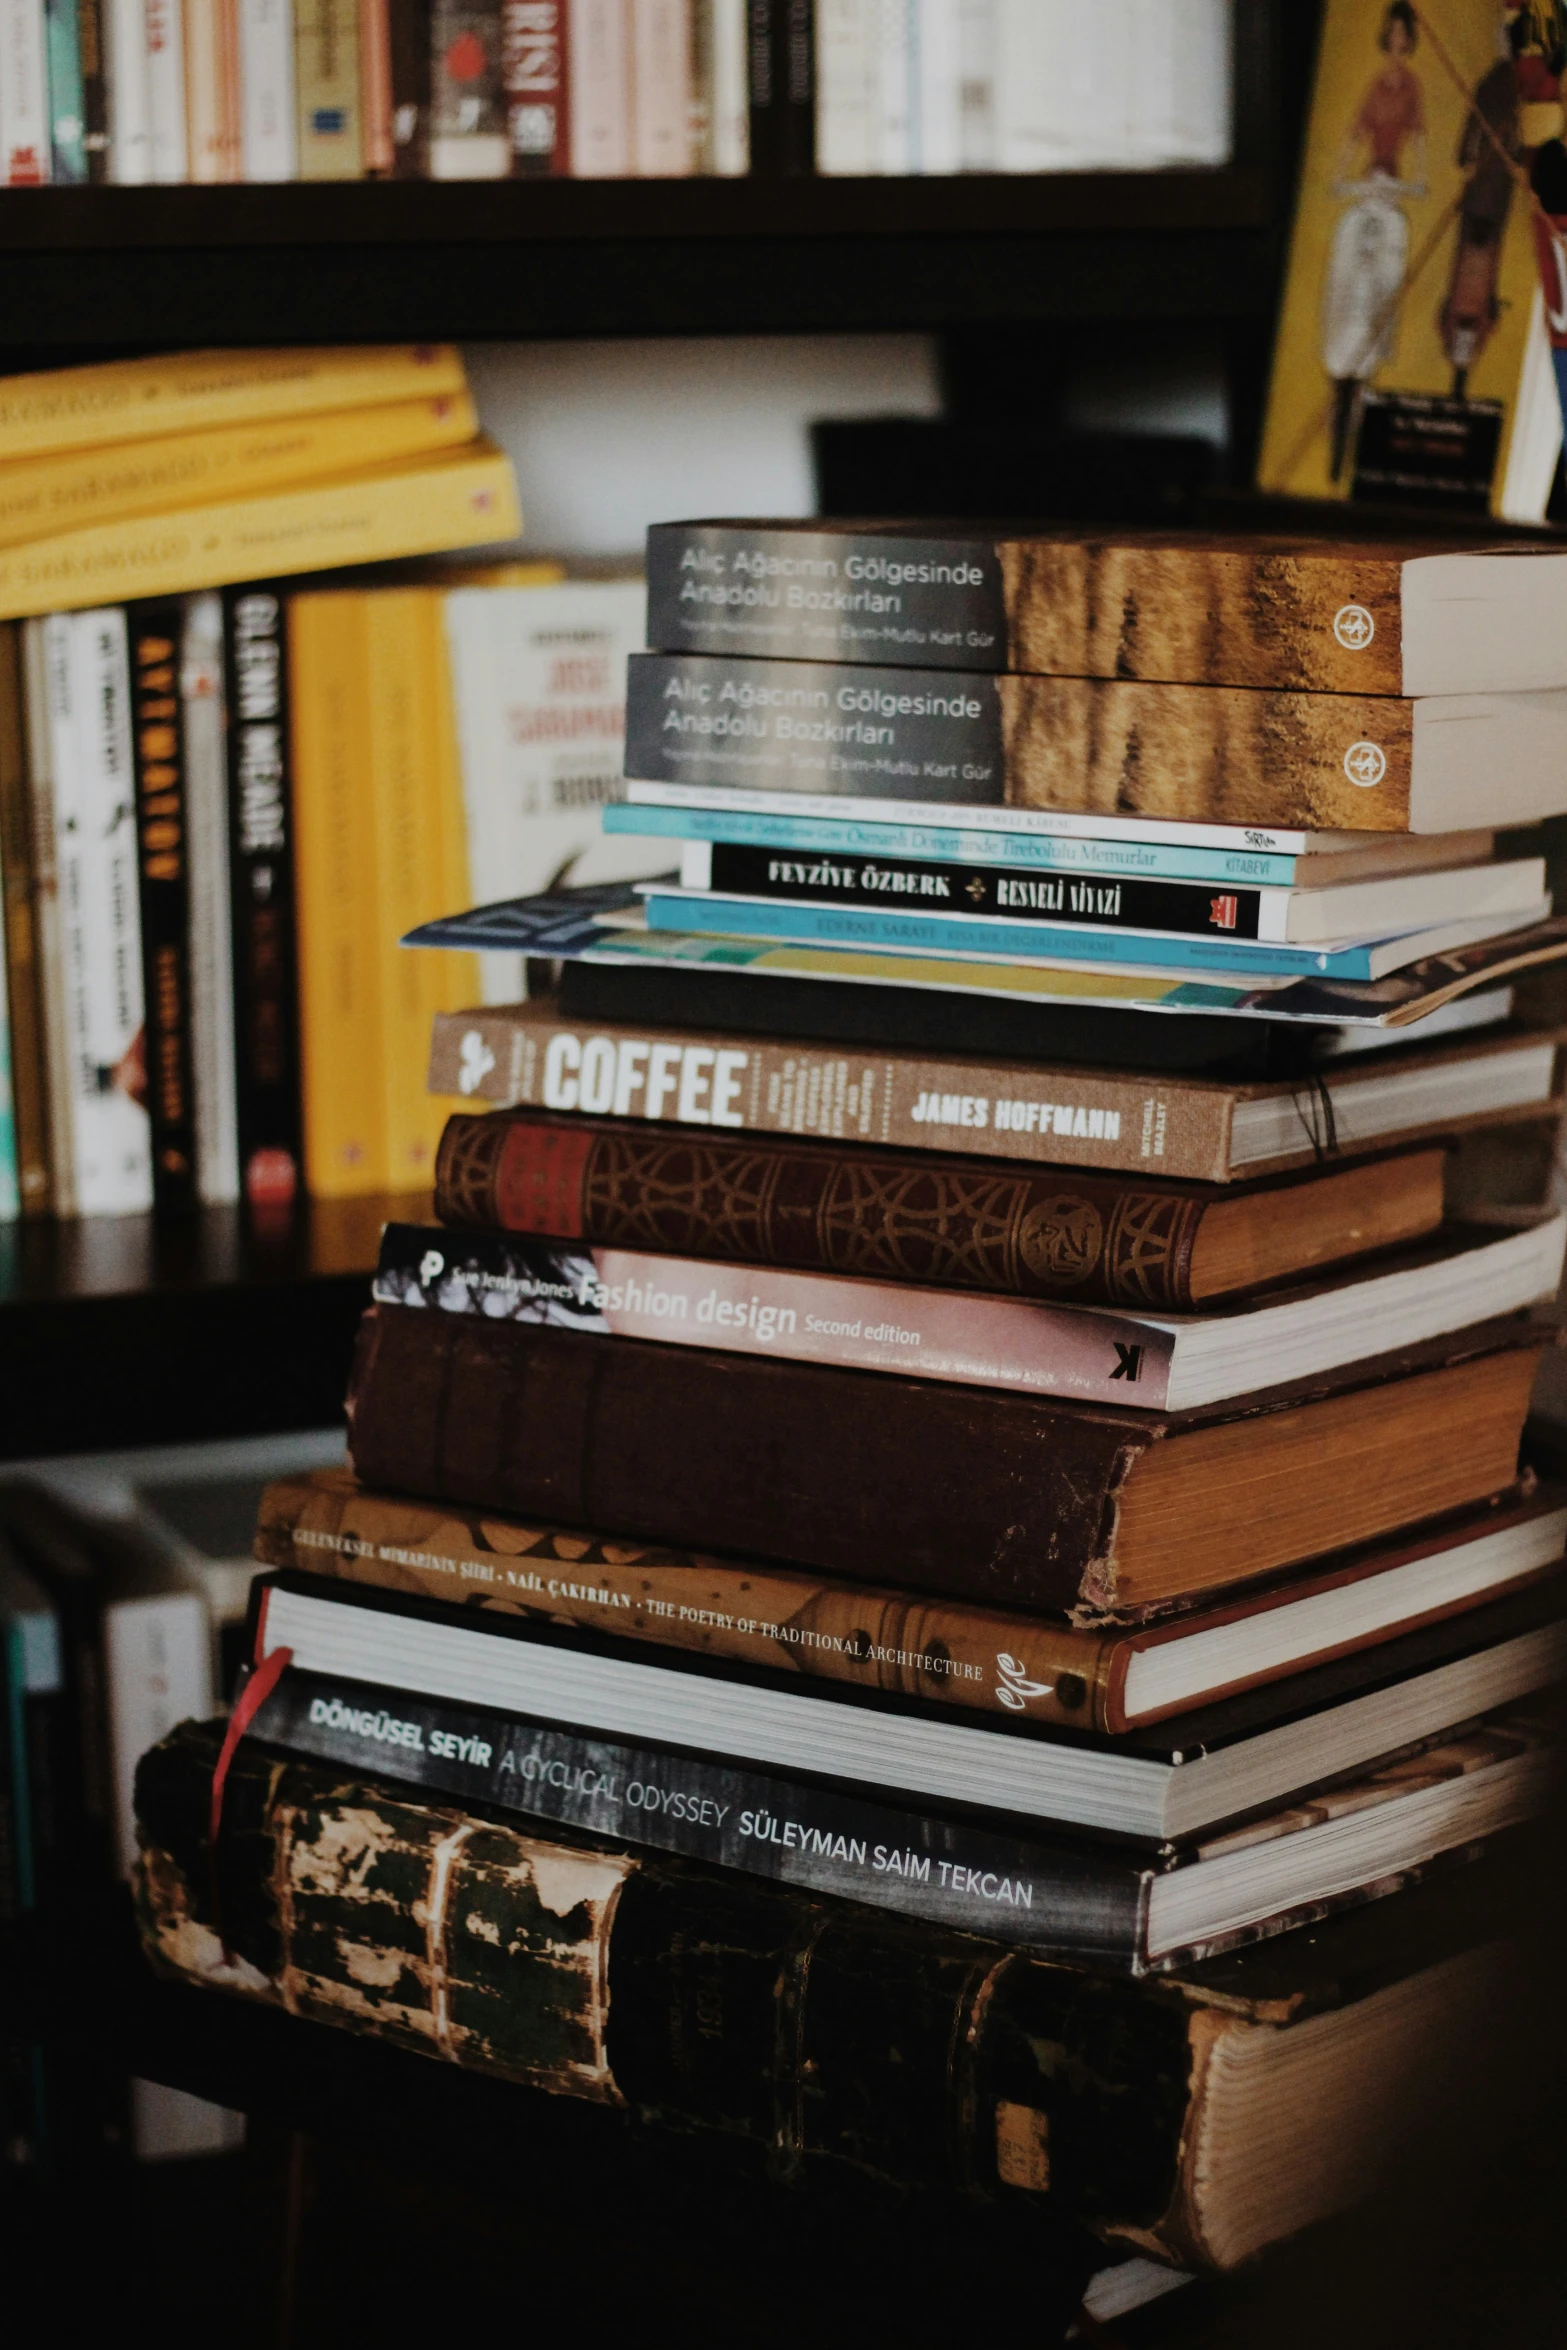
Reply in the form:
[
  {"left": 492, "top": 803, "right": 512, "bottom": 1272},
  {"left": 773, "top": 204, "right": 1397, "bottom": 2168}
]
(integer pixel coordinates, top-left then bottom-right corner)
[
  {"left": 1343, "top": 740, "right": 1387, "bottom": 788},
  {"left": 1016, "top": 1197, "right": 1102, "bottom": 1286},
  {"left": 1333, "top": 603, "right": 1376, "bottom": 651},
  {"left": 1209, "top": 894, "right": 1239, "bottom": 930}
]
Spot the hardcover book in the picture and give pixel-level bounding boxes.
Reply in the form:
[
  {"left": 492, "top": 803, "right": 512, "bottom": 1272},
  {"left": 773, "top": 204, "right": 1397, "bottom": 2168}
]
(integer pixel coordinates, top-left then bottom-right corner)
[
  {"left": 430, "top": 1108, "right": 1451, "bottom": 1310},
  {"left": 426, "top": 995, "right": 1562, "bottom": 1182},
  {"left": 256, "top": 1468, "right": 1567, "bottom": 1733},
  {"left": 344, "top": 1304, "right": 1549, "bottom": 1616},
  {"left": 135, "top": 1718, "right": 1546, "bottom": 2271}
]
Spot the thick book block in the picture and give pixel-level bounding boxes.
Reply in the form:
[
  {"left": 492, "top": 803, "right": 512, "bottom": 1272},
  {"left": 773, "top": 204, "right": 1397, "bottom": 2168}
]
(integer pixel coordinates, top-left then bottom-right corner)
[
  {"left": 135, "top": 1720, "right": 1547, "bottom": 2272},
  {"left": 344, "top": 1305, "right": 1547, "bottom": 1617},
  {"left": 647, "top": 521, "right": 1567, "bottom": 697}
]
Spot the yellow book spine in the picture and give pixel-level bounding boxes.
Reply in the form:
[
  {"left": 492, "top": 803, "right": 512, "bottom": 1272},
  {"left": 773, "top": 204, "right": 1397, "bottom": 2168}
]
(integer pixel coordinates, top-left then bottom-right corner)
[
  {"left": 0, "top": 346, "right": 468, "bottom": 461},
  {"left": 0, "top": 440, "right": 522, "bottom": 622},
  {"left": 290, "top": 592, "right": 388, "bottom": 1199},
  {"left": 296, "top": 0, "right": 364, "bottom": 178},
  {"left": 420, "top": 594, "right": 482, "bottom": 1144},
  {"left": 362, "top": 592, "right": 443, "bottom": 1189},
  {"left": 0, "top": 391, "right": 480, "bottom": 553}
]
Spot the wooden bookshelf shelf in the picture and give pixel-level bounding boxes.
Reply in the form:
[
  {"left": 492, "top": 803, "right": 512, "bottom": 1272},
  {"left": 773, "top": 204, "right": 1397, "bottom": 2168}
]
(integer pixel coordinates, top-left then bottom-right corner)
[
  {"left": 0, "top": 171, "right": 1281, "bottom": 346},
  {"left": 0, "top": 1197, "right": 416, "bottom": 1460}
]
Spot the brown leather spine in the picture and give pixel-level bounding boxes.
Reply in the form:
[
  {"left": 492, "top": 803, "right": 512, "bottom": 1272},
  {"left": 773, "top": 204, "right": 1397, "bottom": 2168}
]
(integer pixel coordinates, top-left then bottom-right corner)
[{"left": 434, "top": 1110, "right": 1210, "bottom": 1309}]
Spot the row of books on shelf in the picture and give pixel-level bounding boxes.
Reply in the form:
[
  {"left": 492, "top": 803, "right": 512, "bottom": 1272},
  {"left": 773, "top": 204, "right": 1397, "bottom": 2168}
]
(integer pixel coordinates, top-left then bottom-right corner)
[
  {"left": 0, "top": 0, "right": 1232, "bottom": 189},
  {"left": 73, "top": 512, "right": 1567, "bottom": 2269}
]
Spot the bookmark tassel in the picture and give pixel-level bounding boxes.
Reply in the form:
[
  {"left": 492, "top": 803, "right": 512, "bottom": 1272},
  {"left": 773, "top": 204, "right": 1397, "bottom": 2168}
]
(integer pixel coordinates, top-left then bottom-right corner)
[{"left": 207, "top": 1645, "right": 293, "bottom": 1964}]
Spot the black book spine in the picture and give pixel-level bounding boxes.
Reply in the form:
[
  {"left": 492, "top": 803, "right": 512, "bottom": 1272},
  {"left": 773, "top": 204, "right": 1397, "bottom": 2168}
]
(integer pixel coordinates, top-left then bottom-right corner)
[
  {"left": 246, "top": 1661, "right": 1151, "bottom": 1966},
  {"left": 502, "top": 0, "right": 567, "bottom": 175},
  {"left": 389, "top": 0, "right": 435, "bottom": 176},
  {"left": 778, "top": 0, "right": 814, "bottom": 175},
  {"left": 704, "top": 843, "right": 1267, "bottom": 940},
  {"left": 77, "top": 0, "right": 110, "bottom": 182},
  {"left": 746, "top": 0, "right": 776, "bottom": 174},
  {"left": 624, "top": 651, "right": 1005, "bottom": 804},
  {"left": 221, "top": 588, "right": 303, "bottom": 1216},
  {"left": 128, "top": 600, "right": 198, "bottom": 1219}
]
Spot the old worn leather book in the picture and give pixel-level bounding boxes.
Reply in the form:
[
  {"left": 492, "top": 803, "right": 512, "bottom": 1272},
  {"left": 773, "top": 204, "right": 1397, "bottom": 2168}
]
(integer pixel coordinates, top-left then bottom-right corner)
[
  {"left": 344, "top": 1305, "right": 1548, "bottom": 1617},
  {"left": 255, "top": 1469, "right": 1567, "bottom": 1733},
  {"left": 134, "top": 1719, "right": 1543, "bottom": 2272},
  {"left": 433, "top": 1110, "right": 1448, "bottom": 1311}
]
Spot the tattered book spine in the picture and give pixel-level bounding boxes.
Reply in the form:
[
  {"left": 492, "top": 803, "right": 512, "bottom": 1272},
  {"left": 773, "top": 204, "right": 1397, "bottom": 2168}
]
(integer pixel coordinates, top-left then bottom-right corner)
[
  {"left": 426, "top": 1000, "right": 1236, "bottom": 1180},
  {"left": 255, "top": 1470, "right": 1124, "bottom": 1730},
  {"left": 132, "top": 1720, "right": 1194, "bottom": 2217},
  {"left": 433, "top": 1109, "right": 1209, "bottom": 1310}
]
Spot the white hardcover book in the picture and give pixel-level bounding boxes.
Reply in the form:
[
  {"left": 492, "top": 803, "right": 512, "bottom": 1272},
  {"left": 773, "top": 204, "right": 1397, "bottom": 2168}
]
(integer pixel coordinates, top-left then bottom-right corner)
[
  {"left": 106, "top": 0, "right": 154, "bottom": 180},
  {"left": 994, "top": 0, "right": 1076, "bottom": 173},
  {"left": 444, "top": 580, "right": 664, "bottom": 1004},
  {"left": 914, "top": 0, "right": 960, "bottom": 174},
  {"left": 23, "top": 621, "right": 75, "bottom": 1214},
  {"left": 956, "top": 0, "right": 994, "bottom": 169},
  {"left": 629, "top": 0, "right": 692, "bottom": 175},
  {"left": 815, "top": 0, "right": 879, "bottom": 175},
  {"left": 877, "top": 0, "right": 913, "bottom": 175},
  {"left": 144, "top": 0, "right": 190, "bottom": 181},
  {"left": 568, "top": 0, "right": 631, "bottom": 176},
  {"left": 182, "top": 594, "right": 240, "bottom": 1207},
  {"left": 0, "top": 0, "right": 53, "bottom": 182},
  {"left": 240, "top": 0, "right": 300, "bottom": 179},
  {"left": 67, "top": 610, "right": 153, "bottom": 1216},
  {"left": 707, "top": 0, "right": 748, "bottom": 174}
]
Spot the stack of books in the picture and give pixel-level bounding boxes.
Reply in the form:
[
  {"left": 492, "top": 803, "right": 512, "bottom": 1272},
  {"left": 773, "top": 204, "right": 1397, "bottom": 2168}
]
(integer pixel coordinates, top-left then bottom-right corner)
[{"left": 131, "top": 516, "right": 1567, "bottom": 2277}]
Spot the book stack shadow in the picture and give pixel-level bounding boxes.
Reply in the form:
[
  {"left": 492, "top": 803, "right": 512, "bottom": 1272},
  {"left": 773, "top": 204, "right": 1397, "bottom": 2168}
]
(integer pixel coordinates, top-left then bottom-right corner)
[{"left": 130, "top": 519, "right": 1567, "bottom": 2294}]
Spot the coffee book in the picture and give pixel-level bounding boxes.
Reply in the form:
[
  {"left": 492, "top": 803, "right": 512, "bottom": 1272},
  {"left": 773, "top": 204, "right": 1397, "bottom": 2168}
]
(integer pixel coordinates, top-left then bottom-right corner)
[
  {"left": 256, "top": 1470, "right": 1567, "bottom": 1734},
  {"left": 345, "top": 1306, "right": 1548, "bottom": 1616},
  {"left": 243, "top": 1576, "right": 1562, "bottom": 1967},
  {"left": 428, "top": 996, "right": 1561, "bottom": 1182},
  {"left": 624, "top": 651, "right": 1567, "bottom": 835},
  {"left": 647, "top": 520, "right": 1567, "bottom": 696},
  {"left": 373, "top": 1216, "right": 1566, "bottom": 1415},
  {"left": 136, "top": 1720, "right": 1539, "bottom": 2269}
]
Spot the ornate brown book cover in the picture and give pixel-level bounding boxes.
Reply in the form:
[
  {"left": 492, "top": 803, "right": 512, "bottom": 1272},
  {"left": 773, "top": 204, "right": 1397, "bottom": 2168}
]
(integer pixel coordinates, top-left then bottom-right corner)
[{"left": 433, "top": 1112, "right": 1424, "bottom": 1312}]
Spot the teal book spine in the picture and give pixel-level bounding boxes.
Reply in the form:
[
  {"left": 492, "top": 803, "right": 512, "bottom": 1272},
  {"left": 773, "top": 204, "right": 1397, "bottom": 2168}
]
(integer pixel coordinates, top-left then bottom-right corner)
[
  {"left": 0, "top": 948, "right": 17, "bottom": 1223},
  {"left": 44, "top": 0, "right": 89, "bottom": 182},
  {"left": 638, "top": 893, "right": 1407, "bottom": 981},
  {"left": 603, "top": 803, "right": 1306, "bottom": 886}
]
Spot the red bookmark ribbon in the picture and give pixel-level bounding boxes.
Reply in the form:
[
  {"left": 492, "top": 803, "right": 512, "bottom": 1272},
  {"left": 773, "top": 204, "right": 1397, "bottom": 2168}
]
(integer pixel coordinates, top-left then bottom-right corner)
[{"left": 208, "top": 1644, "right": 293, "bottom": 1961}]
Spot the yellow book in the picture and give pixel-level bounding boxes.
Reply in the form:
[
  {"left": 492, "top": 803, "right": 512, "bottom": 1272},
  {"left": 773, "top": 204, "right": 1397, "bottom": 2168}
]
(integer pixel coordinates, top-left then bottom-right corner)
[
  {"left": 0, "top": 346, "right": 469, "bottom": 462},
  {"left": 0, "top": 438, "right": 521, "bottom": 622},
  {"left": 289, "top": 591, "right": 388, "bottom": 1199},
  {"left": 0, "top": 391, "right": 479, "bottom": 553},
  {"left": 363, "top": 590, "right": 478, "bottom": 1190},
  {"left": 1257, "top": 0, "right": 1557, "bottom": 521}
]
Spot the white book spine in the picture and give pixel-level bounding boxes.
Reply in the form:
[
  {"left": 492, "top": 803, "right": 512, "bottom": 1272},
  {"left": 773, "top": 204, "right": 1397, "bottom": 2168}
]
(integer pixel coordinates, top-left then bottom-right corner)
[
  {"left": 629, "top": 0, "right": 692, "bottom": 176},
  {"left": 182, "top": 594, "right": 241, "bottom": 1207},
  {"left": 41, "top": 615, "right": 85, "bottom": 1214},
  {"left": 240, "top": 0, "right": 300, "bottom": 180},
  {"left": 106, "top": 0, "right": 154, "bottom": 179},
  {"left": 915, "top": 0, "right": 960, "bottom": 175},
  {"left": 568, "top": 0, "right": 631, "bottom": 177},
  {"left": 708, "top": 0, "right": 748, "bottom": 174},
  {"left": 876, "top": 0, "right": 913, "bottom": 176},
  {"left": 68, "top": 609, "right": 153, "bottom": 1216},
  {"left": 144, "top": 0, "right": 190, "bottom": 180},
  {"left": 0, "top": 0, "right": 52, "bottom": 182},
  {"left": 956, "top": 0, "right": 993, "bottom": 170},
  {"left": 104, "top": 1594, "right": 213, "bottom": 1878},
  {"left": 994, "top": 0, "right": 1071, "bottom": 173},
  {"left": 815, "top": 0, "right": 878, "bottom": 176}
]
